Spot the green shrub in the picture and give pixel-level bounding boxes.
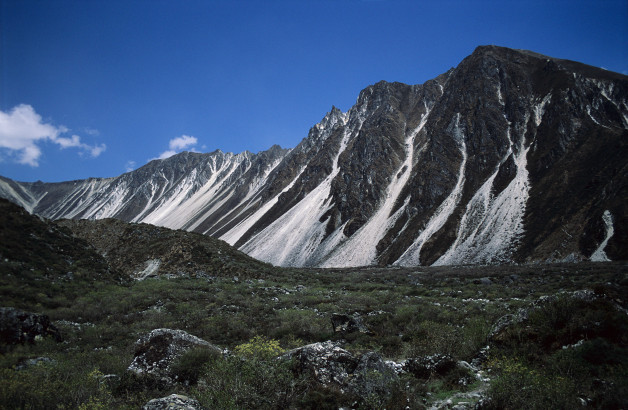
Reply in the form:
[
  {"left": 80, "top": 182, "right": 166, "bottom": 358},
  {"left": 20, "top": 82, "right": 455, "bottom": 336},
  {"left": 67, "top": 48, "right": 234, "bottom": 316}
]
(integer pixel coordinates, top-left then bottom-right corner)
[
  {"left": 234, "top": 336, "right": 285, "bottom": 359},
  {"left": 193, "top": 351, "right": 305, "bottom": 409},
  {"left": 485, "top": 357, "right": 579, "bottom": 409},
  {"left": 170, "top": 347, "right": 221, "bottom": 385}
]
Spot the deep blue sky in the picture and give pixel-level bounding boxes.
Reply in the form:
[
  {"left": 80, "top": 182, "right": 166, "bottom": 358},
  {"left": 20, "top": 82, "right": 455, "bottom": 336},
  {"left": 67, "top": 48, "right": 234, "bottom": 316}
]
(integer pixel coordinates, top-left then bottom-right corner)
[{"left": 1, "top": 0, "right": 627, "bottom": 182}]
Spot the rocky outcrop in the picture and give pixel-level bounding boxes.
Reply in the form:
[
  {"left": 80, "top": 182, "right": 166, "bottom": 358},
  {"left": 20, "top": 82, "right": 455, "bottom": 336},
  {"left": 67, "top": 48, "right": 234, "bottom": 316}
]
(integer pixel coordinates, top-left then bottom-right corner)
[
  {"left": 142, "top": 394, "right": 205, "bottom": 410},
  {"left": 281, "top": 341, "right": 398, "bottom": 398},
  {"left": 0, "top": 307, "right": 62, "bottom": 349},
  {"left": 283, "top": 341, "right": 357, "bottom": 388},
  {"left": 128, "top": 329, "right": 222, "bottom": 386}
]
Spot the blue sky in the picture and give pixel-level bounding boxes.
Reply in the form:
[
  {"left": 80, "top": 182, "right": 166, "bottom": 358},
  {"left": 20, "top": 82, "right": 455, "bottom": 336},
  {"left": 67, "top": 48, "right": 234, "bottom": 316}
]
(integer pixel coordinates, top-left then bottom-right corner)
[{"left": 1, "top": 0, "right": 627, "bottom": 182}]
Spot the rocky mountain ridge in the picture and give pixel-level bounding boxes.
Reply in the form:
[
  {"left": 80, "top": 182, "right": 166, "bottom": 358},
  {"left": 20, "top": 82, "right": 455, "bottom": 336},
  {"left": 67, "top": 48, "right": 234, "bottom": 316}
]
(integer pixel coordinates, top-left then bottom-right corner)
[{"left": 1, "top": 45, "right": 627, "bottom": 267}]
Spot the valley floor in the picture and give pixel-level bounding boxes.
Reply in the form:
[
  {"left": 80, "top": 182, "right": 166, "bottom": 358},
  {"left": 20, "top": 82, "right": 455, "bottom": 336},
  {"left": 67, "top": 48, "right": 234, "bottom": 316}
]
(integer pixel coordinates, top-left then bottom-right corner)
[{"left": 1, "top": 261, "right": 627, "bottom": 409}]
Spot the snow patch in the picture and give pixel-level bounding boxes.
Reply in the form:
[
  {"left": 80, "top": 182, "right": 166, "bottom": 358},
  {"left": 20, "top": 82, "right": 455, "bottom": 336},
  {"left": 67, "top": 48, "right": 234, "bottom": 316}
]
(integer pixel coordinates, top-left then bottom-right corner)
[
  {"left": 590, "top": 210, "right": 614, "bottom": 262},
  {"left": 533, "top": 93, "right": 552, "bottom": 127}
]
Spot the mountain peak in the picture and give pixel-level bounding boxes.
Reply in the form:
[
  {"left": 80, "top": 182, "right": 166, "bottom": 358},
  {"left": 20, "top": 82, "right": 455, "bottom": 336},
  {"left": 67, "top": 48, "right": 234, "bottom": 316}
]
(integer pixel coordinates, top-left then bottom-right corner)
[{"left": 1, "top": 47, "right": 626, "bottom": 267}]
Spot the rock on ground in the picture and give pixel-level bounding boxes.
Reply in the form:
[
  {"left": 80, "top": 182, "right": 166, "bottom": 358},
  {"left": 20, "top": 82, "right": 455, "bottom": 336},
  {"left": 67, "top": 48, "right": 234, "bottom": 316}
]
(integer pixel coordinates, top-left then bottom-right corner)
[
  {"left": 128, "top": 328, "right": 221, "bottom": 385},
  {"left": 0, "top": 307, "right": 62, "bottom": 348},
  {"left": 142, "top": 394, "right": 205, "bottom": 410},
  {"left": 282, "top": 341, "right": 398, "bottom": 397}
]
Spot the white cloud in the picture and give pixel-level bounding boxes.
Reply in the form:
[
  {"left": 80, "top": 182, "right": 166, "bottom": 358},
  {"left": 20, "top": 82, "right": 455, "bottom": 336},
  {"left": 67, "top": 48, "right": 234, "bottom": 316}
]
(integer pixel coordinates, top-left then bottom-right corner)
[
  {"left": 56, "top": 134, "right": 82, "bottom": 149},
  {"left": 0, "top": 104, "right": 105, "bottom": 166},
  {"left": 125, "top": 160, "right": 137, "bottom": 172},
  {"left": 169, "top": 135, "right": 197, "bottom": 150},
  {"left": 156, "top": 150, "right": 178, "bottom": 160},
  {"left": 152, "top": 134, "right": 198, "bottom": 161},
  {"left": 87, "top": 143, "right": 106, "bottom": 158}
]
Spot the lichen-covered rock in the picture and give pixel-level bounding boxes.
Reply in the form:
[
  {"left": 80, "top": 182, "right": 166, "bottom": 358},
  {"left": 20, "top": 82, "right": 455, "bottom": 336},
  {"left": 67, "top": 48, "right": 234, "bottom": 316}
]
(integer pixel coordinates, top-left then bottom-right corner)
[
  {"left": 142, "top": 394, "right": 205, "bottom": 410},
  {"left": 283, "top": 341, "right": 357, "bottom": 388},
  {"left": 0, "top": 307, "right": 62, "bottom": 349},
  {"left": 128, "top": 328, "right": 221, "bottom": 385},
  {"left": 404, "top": 354, "right": 457, "bottom": 379},
  {"left": 282, "top": 341, "right": 398, "bottom": 398},
  {"left": 351, "top": 351, "right": 398, "bottom": 399}
]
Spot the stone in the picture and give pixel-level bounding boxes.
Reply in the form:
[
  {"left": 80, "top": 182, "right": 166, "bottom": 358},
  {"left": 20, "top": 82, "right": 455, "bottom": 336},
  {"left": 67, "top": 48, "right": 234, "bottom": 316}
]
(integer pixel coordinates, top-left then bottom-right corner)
[
  {"left": 282, "top": 341, "right": 399, "bottom": 400},
  {"left": 473, "top": 277, "right": 493, "bottom": 285},
  {"left": 351, "top": 351, "right": 398, "bottom": 399},
  {"left": 330, "top": 313, "right": 371, "bottom": 334},
  {"left": 0, "top": 307, "right": 62, "bottom": 348},
  {"left": 282, "top": 341, "right": 357, "bottom": 388},
  {"left": 404, "top": 354, "right": 457, "bottom": 379},
  {"left": 142, "top": 394, "right": 205, "bottom": 410},
  {"left": 128, "top": 328, "right": 222, "bottom": 385},
  {"left": 15, "top": 357, "right": 55, "bottom": 370}
]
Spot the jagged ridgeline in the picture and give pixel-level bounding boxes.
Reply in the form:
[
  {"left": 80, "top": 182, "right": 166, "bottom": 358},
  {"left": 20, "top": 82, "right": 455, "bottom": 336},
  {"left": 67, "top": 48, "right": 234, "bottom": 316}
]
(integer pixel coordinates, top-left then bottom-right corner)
[{"left": 1, "top": 46, "right": 627, "bottom": 267}]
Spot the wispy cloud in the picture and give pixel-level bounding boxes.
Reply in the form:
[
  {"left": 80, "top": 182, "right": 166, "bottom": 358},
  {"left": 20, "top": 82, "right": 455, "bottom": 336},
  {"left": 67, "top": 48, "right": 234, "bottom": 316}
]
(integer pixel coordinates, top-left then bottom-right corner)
[
  {"left": 169, "top": 135, "right": 197, "bottom": 151},
  {"left": 152, "top": 134, "right": 198, "bottom": 160},
  {"left": 125, "top": 160, "right": 136, "bottom": 172},
  {"left": 0, "top": 104, "right": 105, "bottom": 166}
]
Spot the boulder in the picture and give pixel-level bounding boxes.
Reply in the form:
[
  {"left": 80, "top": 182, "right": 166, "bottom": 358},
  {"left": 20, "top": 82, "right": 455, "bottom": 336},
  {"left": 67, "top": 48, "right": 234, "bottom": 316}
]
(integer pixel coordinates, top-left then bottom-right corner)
[
  {"left": 283, "top": 341, "right": 357, "bottom": 387},
  {"left": 404, "top": 354, "right": 457, "bottom": 379},
  {"left": 128, "top": 328, "right": 221, "bottom": 385},
  {"left": 330, "top": 313, "right": 371, "bottom": 334},
  {"left": 282, "top": 341, "right": 398, "bottom": 398},
  {"left": 351, "top": 351, "right": 398, "bottom": 399},
  {"left": 142, "top": 394, "right": 205, "bottom": 410},
  {"left": 0, "top": 307, "right": 62, "bottom": 348}
]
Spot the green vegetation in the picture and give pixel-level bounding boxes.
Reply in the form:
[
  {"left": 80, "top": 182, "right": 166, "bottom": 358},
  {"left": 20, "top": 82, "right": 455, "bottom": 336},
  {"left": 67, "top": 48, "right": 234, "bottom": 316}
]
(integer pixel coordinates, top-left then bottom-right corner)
[{"left": 1, "top": 259, "right": 626, "bottom": 408}]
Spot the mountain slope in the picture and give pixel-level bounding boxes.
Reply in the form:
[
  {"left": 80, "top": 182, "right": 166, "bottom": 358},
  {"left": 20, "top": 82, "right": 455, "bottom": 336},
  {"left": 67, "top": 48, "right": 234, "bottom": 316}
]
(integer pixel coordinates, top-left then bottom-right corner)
[{"left": 1, "top": 46, "right": 627, "bottom": 267}]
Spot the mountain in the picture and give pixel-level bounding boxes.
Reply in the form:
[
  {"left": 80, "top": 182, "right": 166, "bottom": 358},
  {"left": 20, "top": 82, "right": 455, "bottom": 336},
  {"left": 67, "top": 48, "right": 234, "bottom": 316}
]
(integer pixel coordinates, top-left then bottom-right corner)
[{"left": 2, "top": 45, "right": 627, "bottom": 267}]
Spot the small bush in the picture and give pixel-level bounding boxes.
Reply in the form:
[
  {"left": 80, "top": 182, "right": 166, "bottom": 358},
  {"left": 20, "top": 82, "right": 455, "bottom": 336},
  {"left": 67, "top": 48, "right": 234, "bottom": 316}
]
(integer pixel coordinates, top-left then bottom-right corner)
[
  {"left": 170, "top": 347, "right": 221, "bottom": 385},
  {"left": 193, "top": 352, "right": 305, "bottom": 409},
  {"left": 485, "top": 357, "right": 579, "bottom": 410},
  {"left": 234, "top": 336, "right": 285, "bottom": 360}
]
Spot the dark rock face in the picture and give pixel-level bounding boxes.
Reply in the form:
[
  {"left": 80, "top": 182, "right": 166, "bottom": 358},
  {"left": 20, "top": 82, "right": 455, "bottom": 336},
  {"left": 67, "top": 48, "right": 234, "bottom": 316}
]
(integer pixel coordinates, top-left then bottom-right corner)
[
  {"left": 1, "top": 46, "right": 626, "bottom": 267},
  {"left": 128, "top": 328, "right": 221, "bottom": 386},
  {"left": 0, "top": 307, "right": 62, "bottom": 348},
  {"left": 142, "top": 394, "right": 205, "bottom": 410}
]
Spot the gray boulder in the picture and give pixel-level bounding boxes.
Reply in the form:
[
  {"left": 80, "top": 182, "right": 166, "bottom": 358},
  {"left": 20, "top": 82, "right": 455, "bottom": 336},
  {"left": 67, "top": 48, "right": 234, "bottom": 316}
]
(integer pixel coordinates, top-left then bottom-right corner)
[
  {"left": 351, "top": 351, "right": 399, "bottom": 399},
  {"left": 283, "top": 341, "right": 357, "bottom": 388},
  {"left": 128, "top": 328, "right": 221, "bottom": 385},
  {"left": 0, "top": 307, "right": 62, "bottom": 349},
  {"left": 142, "top": 394, "right": 205, "bottom": 410},
  {"left": 282, "top": 341, "right": 398, "bottom": 397}
]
